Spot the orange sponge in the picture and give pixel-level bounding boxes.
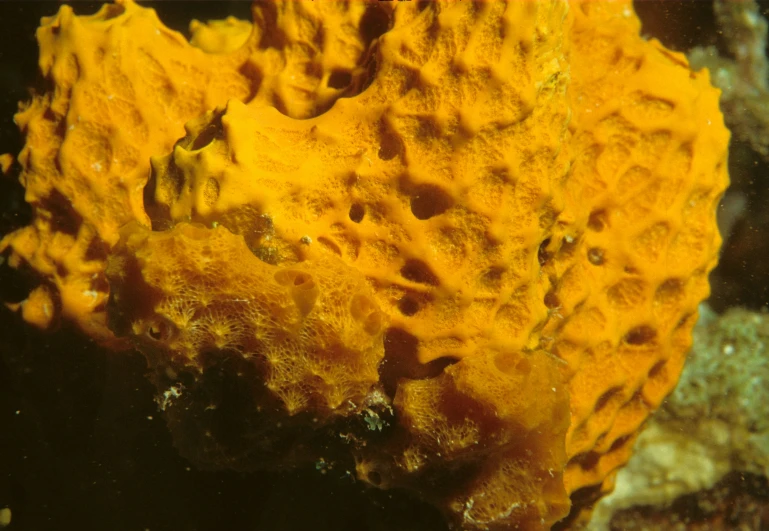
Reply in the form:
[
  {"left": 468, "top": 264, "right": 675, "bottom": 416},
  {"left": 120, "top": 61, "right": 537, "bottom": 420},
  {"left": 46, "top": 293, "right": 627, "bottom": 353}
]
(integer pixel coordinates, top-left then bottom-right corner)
[
  {"left": 107, "top": 221, "right": 385, "bottom": 415},
  {"left": 0, "top": 0, "right": 378, "bottom": 341},
  {"left": 2, "top": 0, "right": 729, "bottom": 529}
]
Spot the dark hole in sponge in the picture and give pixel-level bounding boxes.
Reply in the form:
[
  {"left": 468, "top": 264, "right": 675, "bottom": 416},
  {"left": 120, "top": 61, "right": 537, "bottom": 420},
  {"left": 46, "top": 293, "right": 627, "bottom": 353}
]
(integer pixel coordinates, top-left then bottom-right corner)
[
  {"left": 624, "top": 325, "right": 656, "bottom": 345},
  {"left": 544, "top": 290, "right": 560, "bottom": 309},
  {"left": 47, "top": 189, "right": 83, "bottom": 238},
  {"left": 189, "top": 109, "right": 224, "bottom": 151},
  {"left": 554, "top": 484, "right": 605, "bottom": 531},
  {"left": 359, "top": 3, "right": 391, "bottom": 46},
  {"left": 587, "top": 209, "right": 607, "bottom": 232},
  {"left": 349, "top": 203, "right": 365, "bottom": 223},
  {"left": 494, "top": 351, "right": 532, "bottom": 376},
  {"left": 575, "top": 451, "right": 600, "bottom": 471},
  {"left": 274, "top": 269, "right": 314, "bottom": 289},
  {"left": 147, "top": 321, "right": 168, "bottom": 341},
  {"left": 328, "top": 69, "right": 352, "bottom": 89},
  {"left": 609, "top": 434, "right": 631, "bottom": 453},
  {"left": 675, "top": 312, "right": 694, "bottom": 330},
  {"left": 380, "top": 327, "right": 419, "bottom": 396},
  {"left": 378, "top": 130, "right": 403, "bottom": 161},
  {"left": 587, "top": 247, "right": 605, "bottom": 266},
  {"left": 0, "top": 251, "right": 37, "bottom": 304},
  {"left": 538, "top": 238, "right": 552, "bottom": 266},
  {"left": 409, "top": 184, "right": 453, "bottom": 220},
  {"left": 397, "top": 296, "right": 419, "bottom": 316},
  {"left": 401, "top": 259, "right": 439, "bottom": 286},
  {"left": 648, "top": 360, "right": 666, "bottom": 380},
  {"left": 379, "top": 327, "right": 458, "bottom": 397},
  {"left": 594, "top": 387, "right": 622, "bottom": 412},
  {"left": 190, "top": 124, "right": 220, "bottom": 151}
]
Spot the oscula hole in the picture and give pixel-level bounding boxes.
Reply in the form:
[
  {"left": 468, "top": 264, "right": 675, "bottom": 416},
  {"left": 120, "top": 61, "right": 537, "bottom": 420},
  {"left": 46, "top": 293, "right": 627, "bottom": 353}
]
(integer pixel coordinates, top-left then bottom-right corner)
[
  {"left": 145, "top": 318, "right": 175, "bottom": 342},
  {"left": 292, "top": 283, "right": 319, "bottom": 315},
  {"left": 588, "top": 209, "right": 608, "bottom": 232},
  {"left": 409, "top": 184, "right": 453, "bottom": 220},
  {"left": 587, "top": 247, "right": 605, "bottom": 266},
  {"left": 400, "top": 259, "right": 439, "bottom": 286},
  {"left": 190, "top": 123, "right": 221, "bottom": 151},
  {"left": 648, "top": 360, "right": 666, "bottom": 380},
  {"left": 378, "top": 131, "right": 402, "bottom": 161},
  {"left": 397, "top": 296, "right": 419, "bottom": 316},
  {"left": 351, "top": 293, "right": 385, "bottom": 335},
  {"left": 294, "top": 275, "right": 315, "bottom": 290},
  {"left": 623, "top": 325, "right": 656, "bottom": 346},
  {"left": 538, "top": 238, "right": 552, "bottom": 266},
  {"left": 594, "top": 387, "right": 622, "bottom": 413},
  {"left": 349, "top": 203, "right": 365, "bottom": 223},
  {"left": 275, "top": 269, "right": 319, "bottom": 315},
  {"left": 328, "top": 69, "right": 352, "bottom": 89},
  {"left": 274, "top": 269, "right": 313, "bottom": 287}
]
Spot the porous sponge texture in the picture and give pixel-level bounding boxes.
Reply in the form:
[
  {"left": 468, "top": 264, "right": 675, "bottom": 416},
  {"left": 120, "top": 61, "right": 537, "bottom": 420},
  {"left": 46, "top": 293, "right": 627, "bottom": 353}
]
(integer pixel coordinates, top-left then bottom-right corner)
[
  {"left": 150, "top": 0, "right": 572, "bottom": 369},
  {"left": 0, "top": 0, "right": 378, "bottom": 340},
  {"left": 107, "top": 221, "right": 385, "bottom": 417},
  {"left": 2, "top": 0, "right": 729, "bottom": 529},
  {"left": 144, "top": 0, "right": 728, "bottom": 504},
  {"left": 362, "top": 349, "right": 571, "bottom": 528},
  {"left": 554, "top": 3, "right": 729, "bottom": 494}
]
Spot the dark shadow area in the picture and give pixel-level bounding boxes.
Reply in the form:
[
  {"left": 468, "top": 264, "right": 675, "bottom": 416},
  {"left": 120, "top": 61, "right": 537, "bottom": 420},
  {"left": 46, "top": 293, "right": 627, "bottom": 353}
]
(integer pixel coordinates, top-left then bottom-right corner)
[
  {"left": 608, "top": 471, "right": 769, "bottom": 529},
  {"left": 709, "top": 145, "right": 769, "bottom": 311},
  {"left": 0, "top": 305, "right": 449, "bottom": 531},
  {"left": 634, "top": 0, "right": 720, "bottom": 53}
]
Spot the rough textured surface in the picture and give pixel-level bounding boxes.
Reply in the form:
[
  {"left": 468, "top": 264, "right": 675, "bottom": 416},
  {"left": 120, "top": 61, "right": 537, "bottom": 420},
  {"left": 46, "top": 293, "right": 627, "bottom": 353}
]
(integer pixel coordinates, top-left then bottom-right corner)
[
  {"left": 108, "top": 221, "right": 386, "bottom": 415},
  {"left": 107, "top": 221, "right": 387, "bottom": 468},
  {"left": 589, "top": 306, "right": 769, "bottom": 530},
  {"left": 0, "top": 1, "right": 729, "bottom": 529},
  {"left": 554, "top": 3, "right": 728, "bottom": 501},
  {"left": 664, "top": 307, "right": 769, "bottom": 478},
  {"left": 0, "top": 0, "right": 377, "bottom": 341},
  {"left": 606, "top": 472, "right": 769, "bottom": 530}
]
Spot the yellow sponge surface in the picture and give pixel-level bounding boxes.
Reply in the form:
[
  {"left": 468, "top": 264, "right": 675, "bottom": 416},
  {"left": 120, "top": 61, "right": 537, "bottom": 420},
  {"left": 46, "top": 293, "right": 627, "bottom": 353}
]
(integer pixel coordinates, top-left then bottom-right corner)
[{"left": 1, "top": 1, "right": 730, "bottom": 529}]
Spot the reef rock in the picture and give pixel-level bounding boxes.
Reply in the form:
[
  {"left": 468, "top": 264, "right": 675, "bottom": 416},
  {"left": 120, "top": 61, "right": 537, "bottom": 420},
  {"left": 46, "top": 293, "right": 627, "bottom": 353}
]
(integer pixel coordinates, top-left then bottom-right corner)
[{"left": 589, "top": 306, "right": 769, "bottom": 529}]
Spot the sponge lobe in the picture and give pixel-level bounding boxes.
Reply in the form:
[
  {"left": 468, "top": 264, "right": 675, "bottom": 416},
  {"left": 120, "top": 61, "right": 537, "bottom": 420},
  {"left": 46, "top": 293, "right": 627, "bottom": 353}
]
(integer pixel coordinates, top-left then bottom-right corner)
[
  {"left": 357, "top": 348, "right": 571, "bottom": 530},
  {"left": 107, "top": 221, "right": 386, "bottom": 422}
]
